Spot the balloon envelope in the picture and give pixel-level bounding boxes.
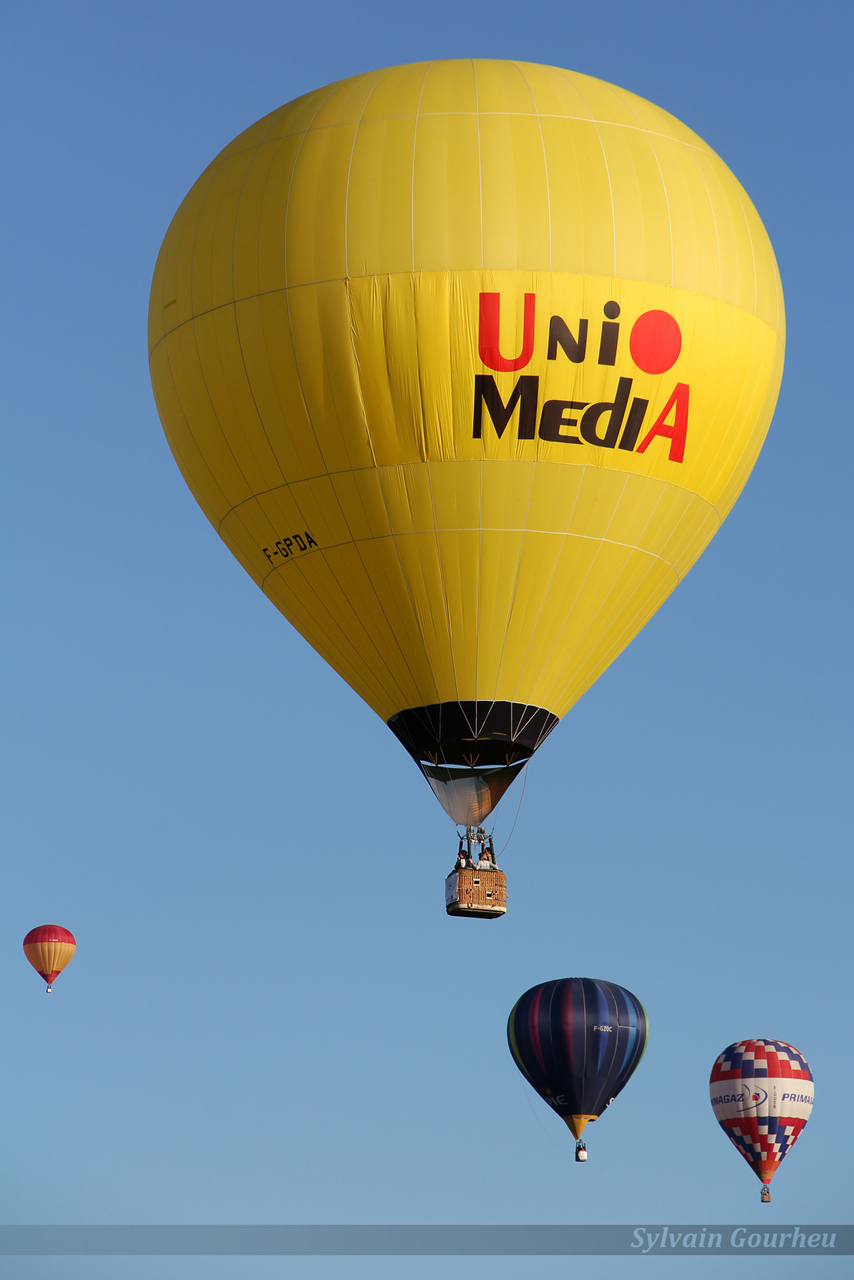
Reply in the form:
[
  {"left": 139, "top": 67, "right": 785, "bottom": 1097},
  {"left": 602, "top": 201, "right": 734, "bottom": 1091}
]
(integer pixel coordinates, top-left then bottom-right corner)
[
  {"left": 507, "top": 977, "right": 647, "bottom": 1138},
  {"left": 710, "top": 1039, "right": 813, "bottom": 1187},
  {"left": 23, "top": 925, "right": 76, "bottom": 987},
  {"left": 149, "top": 60, "right": 784, "bottom": 823}
]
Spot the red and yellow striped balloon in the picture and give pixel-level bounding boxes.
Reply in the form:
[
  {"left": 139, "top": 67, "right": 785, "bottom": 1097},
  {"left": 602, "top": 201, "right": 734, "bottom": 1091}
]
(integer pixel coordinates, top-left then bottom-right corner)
[{"left": 23, "top": 925, "right": 76, "bottom": 990}]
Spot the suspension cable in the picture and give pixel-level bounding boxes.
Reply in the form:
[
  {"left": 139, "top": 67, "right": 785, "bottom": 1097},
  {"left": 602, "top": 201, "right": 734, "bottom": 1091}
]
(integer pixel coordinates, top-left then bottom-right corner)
[{"left": 495, "top": 761, "right": 530, "bottom": 860}]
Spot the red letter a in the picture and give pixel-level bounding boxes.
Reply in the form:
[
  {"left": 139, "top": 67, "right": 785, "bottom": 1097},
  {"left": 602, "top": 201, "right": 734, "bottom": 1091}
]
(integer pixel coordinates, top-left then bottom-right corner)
[
  {"left": 636, "top": 383, "right": 689, "bottom": 463},
  {"left": 478, "top": 293, "right": 536, "bottom": 372}
]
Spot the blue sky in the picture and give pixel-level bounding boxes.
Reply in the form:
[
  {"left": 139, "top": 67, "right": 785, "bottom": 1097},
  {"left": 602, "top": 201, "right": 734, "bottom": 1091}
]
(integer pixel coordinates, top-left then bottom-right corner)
[{"left": 1, "top": 1, "right": 852, "bottom": 1276}]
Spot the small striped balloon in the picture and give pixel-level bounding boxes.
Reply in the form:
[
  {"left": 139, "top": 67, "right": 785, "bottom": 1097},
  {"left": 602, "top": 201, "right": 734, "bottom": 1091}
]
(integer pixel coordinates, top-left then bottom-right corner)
[{"left": 23, "top": 925, "right": 76, "bottom": 991}]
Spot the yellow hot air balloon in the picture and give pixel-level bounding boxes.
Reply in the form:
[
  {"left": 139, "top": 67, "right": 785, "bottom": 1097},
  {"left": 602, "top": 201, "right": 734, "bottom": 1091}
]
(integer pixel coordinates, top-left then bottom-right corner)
[{"left": 148, "top": 60, "right": 783, "bottom": 885}]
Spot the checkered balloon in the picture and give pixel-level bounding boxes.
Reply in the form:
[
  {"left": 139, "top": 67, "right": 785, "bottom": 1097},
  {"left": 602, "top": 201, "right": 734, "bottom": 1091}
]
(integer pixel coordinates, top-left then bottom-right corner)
[{"left": 709, "top": 1039, "right": 813, "bottom": 1190}]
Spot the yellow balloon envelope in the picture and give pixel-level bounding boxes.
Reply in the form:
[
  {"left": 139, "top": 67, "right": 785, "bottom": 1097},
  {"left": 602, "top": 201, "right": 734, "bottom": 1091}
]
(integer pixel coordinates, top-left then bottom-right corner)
[{"left": 148, "top": 60, "right": 783, "bottom": 825}]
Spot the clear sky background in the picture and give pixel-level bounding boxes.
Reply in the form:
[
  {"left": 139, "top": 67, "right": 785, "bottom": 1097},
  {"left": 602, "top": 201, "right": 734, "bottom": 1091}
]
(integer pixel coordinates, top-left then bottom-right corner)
[{"left": 1, "top": 1, "right": 851, "bottom": 1277}]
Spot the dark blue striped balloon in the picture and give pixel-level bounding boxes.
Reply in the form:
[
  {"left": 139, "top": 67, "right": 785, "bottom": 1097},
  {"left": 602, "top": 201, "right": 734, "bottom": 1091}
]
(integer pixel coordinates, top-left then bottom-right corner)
[{"left": 507, "top": 978, "right": 648, "bottom": 1139}]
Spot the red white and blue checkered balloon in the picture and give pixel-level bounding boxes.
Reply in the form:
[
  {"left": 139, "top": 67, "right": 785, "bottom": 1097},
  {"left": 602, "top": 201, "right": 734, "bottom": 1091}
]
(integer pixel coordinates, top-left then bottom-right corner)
[{"left": 709, "top": 1040, "right": 813, "bottom": 1190}]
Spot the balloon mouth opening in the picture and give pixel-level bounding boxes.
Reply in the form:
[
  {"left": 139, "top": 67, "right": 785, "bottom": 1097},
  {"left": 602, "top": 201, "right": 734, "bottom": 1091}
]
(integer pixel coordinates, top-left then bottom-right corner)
[
  {"left": 564, "top": 1115, "right": 597, "bottom": 1139},
  {"left": 388, "top": 700, "right": 558, "bottom": 824},
  {"left": 421, "top": 759, "right": 527, "bottom": 825}
]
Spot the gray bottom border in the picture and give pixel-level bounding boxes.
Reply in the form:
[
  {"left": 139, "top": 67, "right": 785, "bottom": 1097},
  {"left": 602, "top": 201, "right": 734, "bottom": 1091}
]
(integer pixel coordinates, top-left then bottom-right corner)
[{"left": 0, "top": 1226, "right": 848, "bottom": 1256}]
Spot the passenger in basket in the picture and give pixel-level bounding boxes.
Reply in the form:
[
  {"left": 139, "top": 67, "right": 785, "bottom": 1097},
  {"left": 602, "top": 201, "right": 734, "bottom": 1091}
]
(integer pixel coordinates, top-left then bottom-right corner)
[{"left": 475, "top": 852, "right": 494, "bottom": 870}]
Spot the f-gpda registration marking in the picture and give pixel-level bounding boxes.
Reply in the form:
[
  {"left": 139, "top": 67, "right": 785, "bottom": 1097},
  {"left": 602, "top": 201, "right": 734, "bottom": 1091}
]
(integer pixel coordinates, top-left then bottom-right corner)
[{"left": 262, "top": 531, "right": 318, "bottom": 563}]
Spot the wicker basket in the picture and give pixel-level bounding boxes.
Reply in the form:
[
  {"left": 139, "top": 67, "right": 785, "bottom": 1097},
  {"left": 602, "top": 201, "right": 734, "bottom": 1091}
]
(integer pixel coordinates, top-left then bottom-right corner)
[{"left": 445, "top": 866, "right": 507, "bottom": 918}]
